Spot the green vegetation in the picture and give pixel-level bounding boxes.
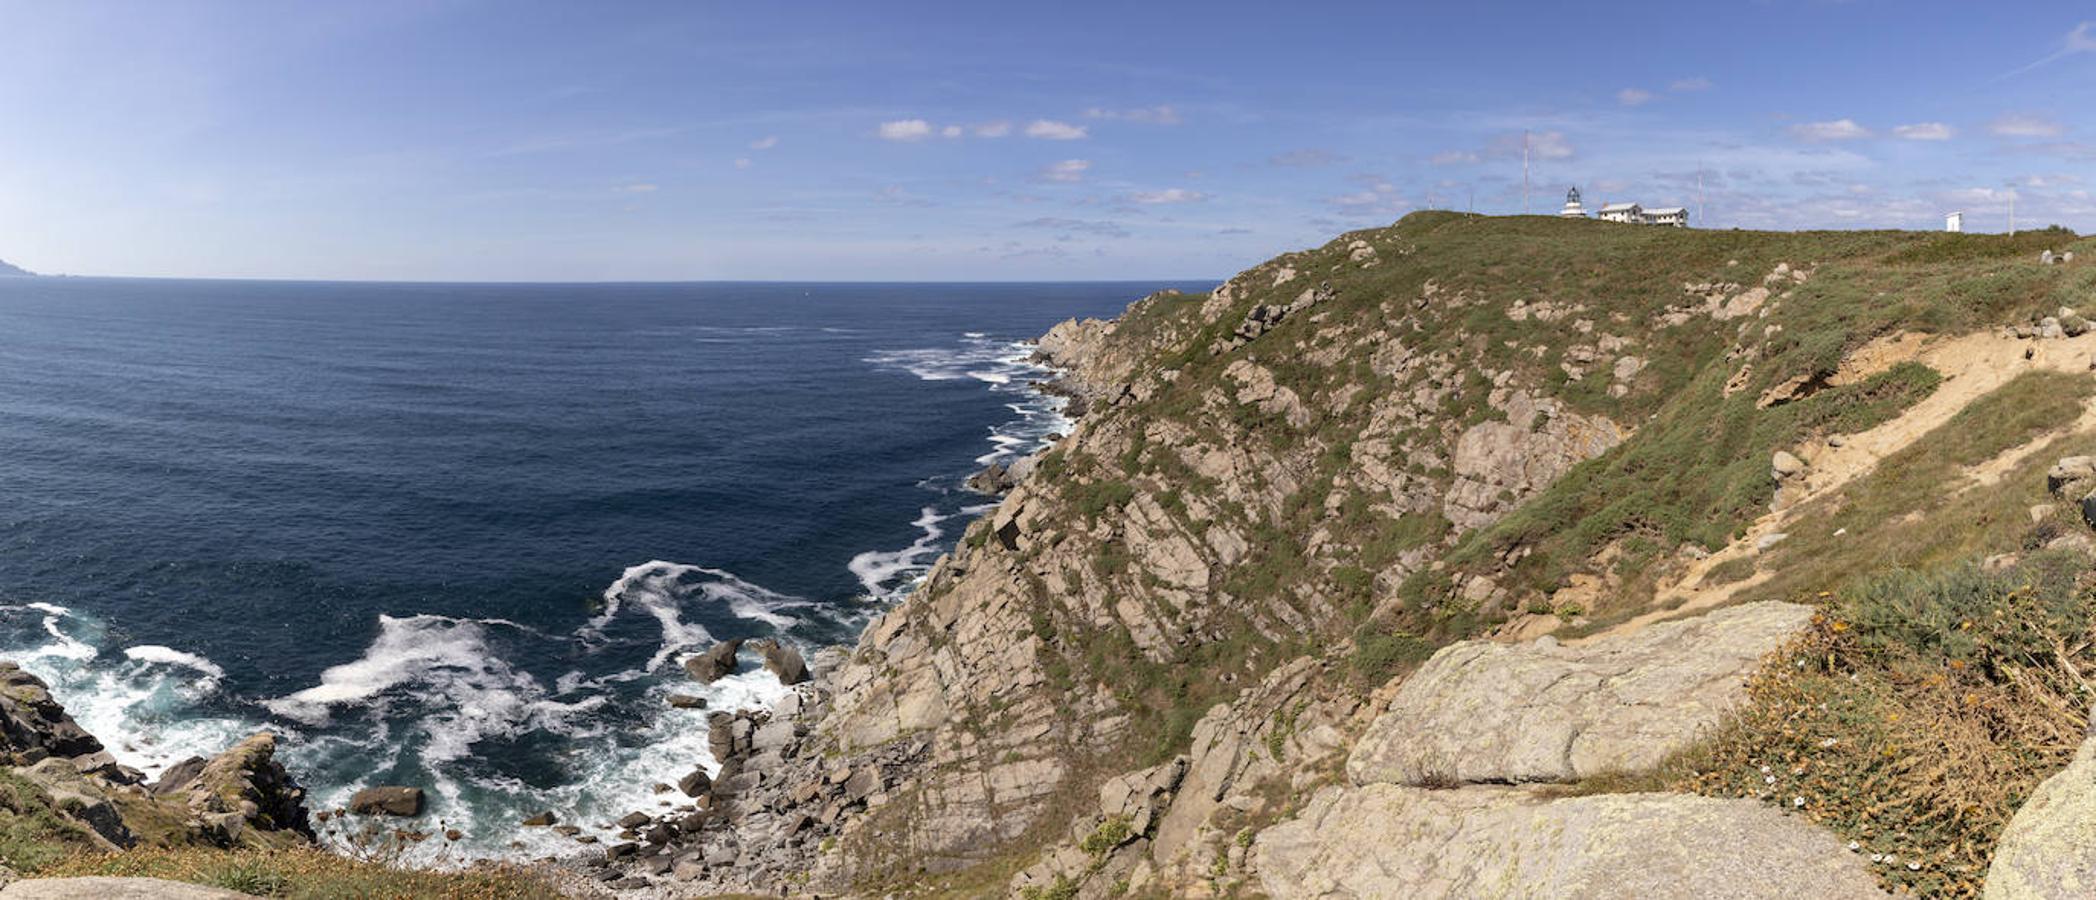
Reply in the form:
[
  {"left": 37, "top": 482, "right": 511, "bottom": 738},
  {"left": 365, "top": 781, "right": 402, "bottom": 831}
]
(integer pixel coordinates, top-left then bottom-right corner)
[
  {"left": 1674, "top": 553, "right": 2094, "bottom": 899},
  {"left": 37, "top": 847, "right": 562, "bottom": 898}
]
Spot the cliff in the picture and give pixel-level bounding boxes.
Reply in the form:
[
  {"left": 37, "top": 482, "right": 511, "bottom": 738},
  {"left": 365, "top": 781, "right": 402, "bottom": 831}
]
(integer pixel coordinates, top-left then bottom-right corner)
[
  {"left": 604, "top": 214, "right": 2096, "bottom": 899},
  {"left": 0, "top": 259, "right": 33, "bottom": 277}
]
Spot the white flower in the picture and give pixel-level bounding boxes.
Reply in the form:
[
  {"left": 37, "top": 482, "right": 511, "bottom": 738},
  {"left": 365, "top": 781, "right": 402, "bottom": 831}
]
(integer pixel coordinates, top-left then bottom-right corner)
[
  {"left": 1759, "top": 765, "right": 1772, "bottom": 774},
  {"left": 1792, "top": 796, "right": 1805, "bottom": 807},
  {"left": 1764, "top": 775, "right": 1777, "bottom": 785},
  {"left": 1847, "top": 841, "right": 1861, "bottom": 851},
  {"left": 1907, "top": 862, "right": 1921, "bottom": 871},
  {"left": 1820, "top": 738, "right": 1838, "bottom": 748},
  {"left": 1870, "top": 854, "right": 1884, "bottom": 863}
]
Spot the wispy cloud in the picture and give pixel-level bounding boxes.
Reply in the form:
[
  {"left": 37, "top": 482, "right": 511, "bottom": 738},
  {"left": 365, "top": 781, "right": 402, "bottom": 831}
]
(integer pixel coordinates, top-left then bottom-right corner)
[
  {"left": 1269, "top": 148, "right": 1346, "bottom": 167},
  {"left": 1484, "top": 130, "right": 1573, "bottom": 160},
  {"left": 1617, "top": 88, "right": 1654, "bottom": 107},
  {"left": 973, "top": 121, "right": 1012, "bottom": 138},
  {"left": 1790, "top": 119, "right": 1872, "bottom": 141},
  {"left": 1025, "top": 119, "right": 1089, "bottom": 140},
  {"left": 1127, "top": 188, "right": 1206, "bottom": 204},
  {"left": 1084, "top": 105, "right": 1181, "bottom": 125},
  {"left": 1670, "top": 76, "right": 1713, "bottom": 92},
  {"left": 2003, "top": 21, "right": 2096, "bottom": 79},
  {"left": 1039, "top": 159, "right": 1091, "bottom": 182},
  {"left": 1991, "top": 113, "right": 2065, "bottom": 137},
  {"left": 613, "top": 183, "right": 657, "bottom": 194},
  {"left": 733, "top": 158, "right": 752, "bottom": 169},
  {"left": 1892, "top": 122, "right": 1954, "bottom": 141},
  {"left": 1014, "top": 217, "right": 1128, "bottom": 238},
  {"left": 877, "top": 119, "right": 934, "bottom": 141},
  {"left": 1327, "top": 174, "right": 1408, "bottom": 217},
  {"left": 748, "top": 135, "right": 779, "bottom": 150},
  {"left": 1429, "top": 150, "right": 1480, "bottom": 166}
]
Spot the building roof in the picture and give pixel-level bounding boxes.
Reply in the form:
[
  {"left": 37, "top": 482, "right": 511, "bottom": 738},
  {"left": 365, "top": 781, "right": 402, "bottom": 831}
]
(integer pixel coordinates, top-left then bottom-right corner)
[
  {"left": 1597, "top": 202, "right": 1640, "bottom": 213},
  {"left": 1644, "top": 207, "right": 1686, "bottom": 216}
]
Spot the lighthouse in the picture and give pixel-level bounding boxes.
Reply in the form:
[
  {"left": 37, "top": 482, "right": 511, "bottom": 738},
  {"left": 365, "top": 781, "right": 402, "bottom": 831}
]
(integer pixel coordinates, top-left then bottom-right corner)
[{"left": 1558, "top": 187, "right": 1588, "bottom": 218}]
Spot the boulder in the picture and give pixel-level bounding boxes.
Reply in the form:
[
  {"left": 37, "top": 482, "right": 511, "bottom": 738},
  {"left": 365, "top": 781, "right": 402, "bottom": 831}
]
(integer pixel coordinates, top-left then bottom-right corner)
[
  {"left": 347, "top": 785, "right": 423, "bottom": 817},
  {"left": 2047, "top": 456, "right": 2096, "bottom": 502},
  {"left": 677, "top": 769, "right": 712, "bottom": 798},
  {"left": 665, "top": 694, "right": 706, "bottom": 710},
  {"left": 1986, "top": 730, "right": 2096, "bottom": 898},
  {"left": 1255, "top": 784, "right": 1889, "bottom": 900},
  {"left": 520, "top": 811, "right": 557, "bottom": 827},
  {"left": 754, "top": 640, "right": 809, "bottom": 686},
  {"left": 616, "top": 811, "right": 651, "bottom": 830},
  {"left": 1348, "top": 601, "right": 1816, "bottom": 786},
  {"left": 683, "top": 640, "right": 745, "bottom": 684},
  {"left": 1771, "top": 449, "right": 1807, "bottom": 480}
]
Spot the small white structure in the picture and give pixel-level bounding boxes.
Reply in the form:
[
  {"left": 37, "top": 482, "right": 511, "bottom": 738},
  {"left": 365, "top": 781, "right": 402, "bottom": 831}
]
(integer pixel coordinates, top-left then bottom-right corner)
[
  {"left": 1558, "top": 187, "right": 1589, "bottom": 218},
  {"left": 1596, "top": 202, "right": 1643, "bottom": 224},
  {"left": 1945, "top": 211, "right": 1963, "bottom": 233}
]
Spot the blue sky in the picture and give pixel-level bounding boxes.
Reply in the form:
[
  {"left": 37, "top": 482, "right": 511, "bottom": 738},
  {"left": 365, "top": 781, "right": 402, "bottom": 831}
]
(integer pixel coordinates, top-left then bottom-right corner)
[{"left": 2, "top": 1, "right": 2094, "bottom": 281}]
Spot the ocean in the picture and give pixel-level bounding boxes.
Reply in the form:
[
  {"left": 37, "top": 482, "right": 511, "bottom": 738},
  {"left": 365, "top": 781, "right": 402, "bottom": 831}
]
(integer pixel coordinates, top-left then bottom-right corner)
[{"left": 0, "top": 277, "right": 1191, "bottom": 858}]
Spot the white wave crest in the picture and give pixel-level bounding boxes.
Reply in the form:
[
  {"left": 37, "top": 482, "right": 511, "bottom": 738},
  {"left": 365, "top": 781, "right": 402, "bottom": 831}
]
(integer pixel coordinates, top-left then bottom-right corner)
[
  {"left": 123, "top": 645, "right": 227, "bottom": 682},
  {"left": 847, "top": 507, "right": 948, "bottom": 603},
  {"left": 580, "top": 561, "right": 807, "bottom": 672}
]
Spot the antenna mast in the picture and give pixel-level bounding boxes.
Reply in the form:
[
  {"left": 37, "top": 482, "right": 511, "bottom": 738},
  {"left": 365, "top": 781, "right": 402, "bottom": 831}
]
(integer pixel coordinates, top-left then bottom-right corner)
[
  {"left": 2009, "top": 194, "right": 2016, "bottom": 236},
  {"left": 1521, "top": 130, "right": 1531, "bottom": 215},
  {"left": 1697, "top": 169, "right": 1706, "bottom": 228}
]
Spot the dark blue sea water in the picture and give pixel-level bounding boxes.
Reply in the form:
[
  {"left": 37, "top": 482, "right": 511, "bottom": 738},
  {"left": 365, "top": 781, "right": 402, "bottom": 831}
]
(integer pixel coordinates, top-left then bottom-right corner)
[{"left": 0, "top": 277, "right": 1186, "bottom": 857}]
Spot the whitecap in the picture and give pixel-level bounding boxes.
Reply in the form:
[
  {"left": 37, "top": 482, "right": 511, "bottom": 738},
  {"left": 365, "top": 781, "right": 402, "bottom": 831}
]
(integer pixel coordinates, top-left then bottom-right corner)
[
  {"left": 123, "top": 645, "right": 227, "bottom": 682},
  {"left": 579, "top": 561, "right": 809, "bottom": 672}
]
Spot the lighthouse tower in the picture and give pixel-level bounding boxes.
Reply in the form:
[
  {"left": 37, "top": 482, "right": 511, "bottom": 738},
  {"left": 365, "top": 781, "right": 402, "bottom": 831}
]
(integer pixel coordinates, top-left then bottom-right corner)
[{"left": 1558, "top": 187, "right": 1588, "bottom": 218}]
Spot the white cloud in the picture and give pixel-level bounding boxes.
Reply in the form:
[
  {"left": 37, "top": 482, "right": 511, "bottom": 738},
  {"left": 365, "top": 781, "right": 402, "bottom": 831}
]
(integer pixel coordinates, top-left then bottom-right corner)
[
  {"left": 1040, "top": 159, "right": 1091, "bottom": 182},
  {"left": 613, "top": 183, "right": 657, "bottom": 193},
  {"left": 733, "top": 158, "right": 752, "bottom": 169},
  {"left": 1991, "top": 113, "right": 2065, "bottom": 137},
  {"left": 1617, "top": 88, "right": 1654, "bottom": 107},
  {"left": 940, "top": 125, "right": 963, "bottom": 139},
  {"left": 1328, "top": 174, "right": 1408, "bottom": 217},
  {"left": 1127, "top": 188, "right": 1206, "bottom": 204},
  {"left": 1670, "top": 77, "right": 1713, "bottom": 92},
  {"left": 877, "top": 119, "right": 934, "bottom": 141},
  {"left": 1025, "top": 119, "right": 1089, "bottom": 140},
  {"left": 1084, "top": 105, "right": 1181, "bottom": 125},
  {"left": 973, "top": 121, "right": 1012, "bottom": 138},
  {"left": 1789, "top": 119, "right": 1872, "bottom": 141},
  {"left": 748, "top": 135, "right": 779, "bottom": 150},
  {"left": 1892, "top": 122, "right": 1954, "bottom": 141},
  {"left": 1430, "top": 150, "right": 1480, "bottom": 166}
]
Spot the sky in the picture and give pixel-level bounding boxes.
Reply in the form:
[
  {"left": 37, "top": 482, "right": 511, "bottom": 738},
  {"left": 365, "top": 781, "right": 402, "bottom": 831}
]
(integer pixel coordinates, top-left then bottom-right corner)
[{"left": 2, "top": 1, "right": 2095, "bottom": 281}]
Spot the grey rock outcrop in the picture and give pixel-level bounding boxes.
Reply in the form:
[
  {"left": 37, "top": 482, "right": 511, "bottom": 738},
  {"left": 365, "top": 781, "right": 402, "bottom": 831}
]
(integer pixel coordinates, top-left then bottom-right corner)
[
  {"left": 157, "top": 733, "right": 313, "bottom": 843},
  {"left": 1443, "top": 392, "right": 1624, "bottom": 531},
  {"left": 1348, "top": 601, "right": 1815, "bottom": 786},
  {"left": 0, "top": 663, "right": 112, "bottom": 773},
  {"left": 1255, "top": 784, "right": 1890, "bottom": 899},
  {"left": 754, "top": 640, "right": 809, "bottom": 686},
  {"left": 1986, "top": 729, "right": 2096, "bottom": 898},
  {"left": 684, "top": 639, "right": 745, "bottom": 684}
]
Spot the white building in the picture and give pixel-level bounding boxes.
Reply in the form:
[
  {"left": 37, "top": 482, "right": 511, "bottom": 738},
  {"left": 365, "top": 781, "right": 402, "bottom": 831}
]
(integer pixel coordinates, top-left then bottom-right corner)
[
  {"left": 1558, "top": 187, "right": 1588, "bottom": 218},
  {"left": 1596, "top": 202, "right": 1643, "bottom": 224},
  {"left": 1643, "top": 207, "right": 1688, "bottom": 227},
  {"left": 1591, "top": 199, "right": 1690, "bottom": 227},
  {"left": 1945, "top": 211, "right": 1963, "bottom": 233}
]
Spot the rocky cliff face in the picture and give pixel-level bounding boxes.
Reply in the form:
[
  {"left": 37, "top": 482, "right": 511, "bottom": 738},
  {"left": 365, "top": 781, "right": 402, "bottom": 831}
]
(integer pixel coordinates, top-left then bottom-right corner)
[
  {"left": 0, "top": 662, "right": 313, "bottom": 853},
  {"left": 607, "top": 216, "right": 2096, "bottom": 898}
]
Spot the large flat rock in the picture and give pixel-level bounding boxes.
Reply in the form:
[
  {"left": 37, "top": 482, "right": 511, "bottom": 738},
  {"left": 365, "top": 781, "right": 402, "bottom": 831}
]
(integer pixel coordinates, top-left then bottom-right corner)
[
  {"left": 0, "top": 878, "right": 260, "bottom": 899},
  {"left": 1988, "top": 732, "right": 2096, "bottom": 898},
  {"left": 1254, "top": 784, "right": 1889, "bottom": 900},
  {"left": 1348, "top": 600, "right": 1815, "bottom": 786}
]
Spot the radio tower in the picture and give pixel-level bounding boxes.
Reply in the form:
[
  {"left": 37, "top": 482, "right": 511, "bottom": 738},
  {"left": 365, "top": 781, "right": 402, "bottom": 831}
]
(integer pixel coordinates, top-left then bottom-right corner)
[{"left": 1521, "top": 130, "right": 1531, "bottom": 215}]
